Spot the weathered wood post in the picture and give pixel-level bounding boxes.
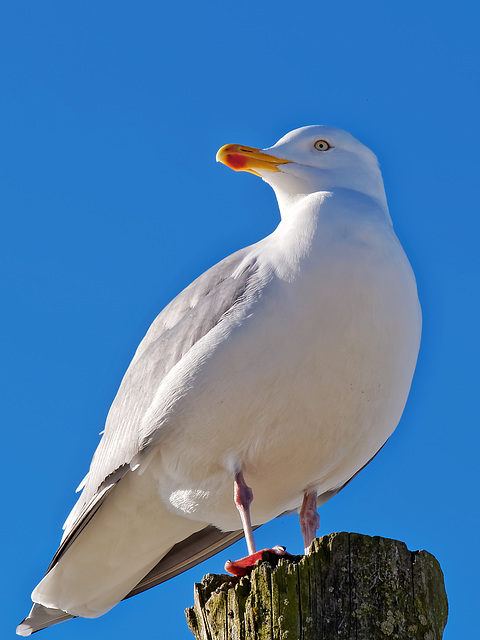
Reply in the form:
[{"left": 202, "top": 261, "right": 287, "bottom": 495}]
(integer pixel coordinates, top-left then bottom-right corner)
[{"left": 185, "top": 532, "right": 448, "bottom": 640}]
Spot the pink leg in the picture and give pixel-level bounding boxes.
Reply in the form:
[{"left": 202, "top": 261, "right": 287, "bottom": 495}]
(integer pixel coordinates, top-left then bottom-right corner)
[
  {"left": 226, "top": 471, "right": 293, "bottom": 576},
  {"left": 234, "top": 470, "right": 256, "bottom": 555},
  {"left": 299, "top": 491, "right": 320, "bottom": 553}
]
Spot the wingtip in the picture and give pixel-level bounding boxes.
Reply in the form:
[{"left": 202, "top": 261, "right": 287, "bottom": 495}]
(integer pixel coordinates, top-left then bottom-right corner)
[
  {"left": 16, "top": 603, "right": 75, "bottom": 635},
  {"left": 16, "top": 620, "right": 33, "bottom": 636}
]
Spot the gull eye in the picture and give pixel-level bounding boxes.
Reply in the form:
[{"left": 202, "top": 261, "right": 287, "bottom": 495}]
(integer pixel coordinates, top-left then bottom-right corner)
[{"left": 314, "top": 139, "right": 331, "bottom": 151}]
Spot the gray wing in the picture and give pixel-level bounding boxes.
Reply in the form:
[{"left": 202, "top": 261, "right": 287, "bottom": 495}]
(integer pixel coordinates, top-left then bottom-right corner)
[
  {"left": 62, "top": 244, "right": 265, "bottom": 539},
  {"left": 17, "top": 244, "right": 275, "bottom": 638},
  {"left": 18, "top": 247, "right": 268, "bottom": 636}
]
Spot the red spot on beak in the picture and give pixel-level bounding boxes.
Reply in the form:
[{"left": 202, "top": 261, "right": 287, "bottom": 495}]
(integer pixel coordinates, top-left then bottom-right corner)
[{"left": 226, "top": 154, "right": 248, "bottom": 169}]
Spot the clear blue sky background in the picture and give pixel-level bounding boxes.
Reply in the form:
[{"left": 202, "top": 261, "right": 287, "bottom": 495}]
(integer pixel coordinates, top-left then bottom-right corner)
[{"left": 2, "top": 2, "right": 478, "bottom": 638}]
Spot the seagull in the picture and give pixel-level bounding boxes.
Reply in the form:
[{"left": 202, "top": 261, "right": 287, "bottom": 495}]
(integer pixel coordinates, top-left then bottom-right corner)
[{"left": 17, "top": 126, "right": 421, "bottom": 635}]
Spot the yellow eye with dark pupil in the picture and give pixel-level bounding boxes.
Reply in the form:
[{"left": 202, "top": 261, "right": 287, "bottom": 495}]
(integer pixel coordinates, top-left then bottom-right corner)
[{"left": 314, "top": 139, "right": 331, "bottom": 151}]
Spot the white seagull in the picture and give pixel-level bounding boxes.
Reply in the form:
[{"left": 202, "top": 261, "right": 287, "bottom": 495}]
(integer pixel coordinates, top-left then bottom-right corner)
[{"left": 17, "top": 126, "right": 421, "bottom": 635}]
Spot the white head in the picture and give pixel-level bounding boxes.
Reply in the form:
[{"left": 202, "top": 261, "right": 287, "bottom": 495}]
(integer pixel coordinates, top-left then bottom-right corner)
[{"left": 217, "top": 125, "right": 388, "bottom": 214}]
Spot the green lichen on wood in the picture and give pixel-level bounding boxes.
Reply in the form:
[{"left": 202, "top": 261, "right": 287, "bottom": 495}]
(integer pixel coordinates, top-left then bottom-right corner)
[
  {"left": 271, "top": 555, "right": 301, "bottom": 639},
  {"left": 412, "top": 551, "right": 449, "bottom": 639},
  {"left": 186, "top": 533, "right": 448, "bottom": 640}
]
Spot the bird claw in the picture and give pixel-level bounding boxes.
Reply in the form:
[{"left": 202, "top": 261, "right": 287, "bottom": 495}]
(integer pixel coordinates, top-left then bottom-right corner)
[{"left": 224, "top": 545, "right": 292, "bottom": 576}]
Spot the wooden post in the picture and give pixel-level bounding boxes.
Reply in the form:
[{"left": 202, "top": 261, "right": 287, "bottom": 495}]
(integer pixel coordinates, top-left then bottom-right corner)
[{"left": 185, "top": 532, "right": 448, "bottom": 640}]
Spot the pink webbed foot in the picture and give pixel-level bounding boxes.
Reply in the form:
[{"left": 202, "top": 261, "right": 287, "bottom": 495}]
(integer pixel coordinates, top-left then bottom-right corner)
[{"left": 225, "top": 545, "right": 292, "bottom": 576}]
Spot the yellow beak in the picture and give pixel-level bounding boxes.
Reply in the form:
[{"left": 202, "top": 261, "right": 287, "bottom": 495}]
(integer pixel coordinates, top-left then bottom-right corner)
[{"left": 216, "top": 144, "right": 290, "bottom": 177}]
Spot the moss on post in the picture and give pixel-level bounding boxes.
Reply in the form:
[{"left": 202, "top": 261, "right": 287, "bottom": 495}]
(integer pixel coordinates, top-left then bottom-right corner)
[{"left": 185, "top": 532, "right": 448, "bottom": 640}]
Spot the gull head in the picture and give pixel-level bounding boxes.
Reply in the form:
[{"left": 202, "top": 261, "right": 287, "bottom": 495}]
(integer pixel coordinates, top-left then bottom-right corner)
[{"left": 217, "top": 125, "right": 387, "bottom": 211}]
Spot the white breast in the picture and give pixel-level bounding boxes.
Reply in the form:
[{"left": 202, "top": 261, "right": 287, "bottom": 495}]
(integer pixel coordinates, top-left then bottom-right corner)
[{"left": 148, "top": 191, "right": 421, "bottom": 531}]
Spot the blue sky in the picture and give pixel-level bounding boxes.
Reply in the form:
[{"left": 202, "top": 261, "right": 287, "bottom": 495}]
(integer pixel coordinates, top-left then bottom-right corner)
[{"left": 2, "top": 1, "right": 479, "bottom": 638}]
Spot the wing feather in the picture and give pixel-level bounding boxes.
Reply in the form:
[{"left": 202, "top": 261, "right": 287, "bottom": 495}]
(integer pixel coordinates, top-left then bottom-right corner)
[
  {"left": 62, "top": 246, "right": 261, "bottom": 538},
  {"left": 24, "top": 244, "right": 268, "bottom": 636}
]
